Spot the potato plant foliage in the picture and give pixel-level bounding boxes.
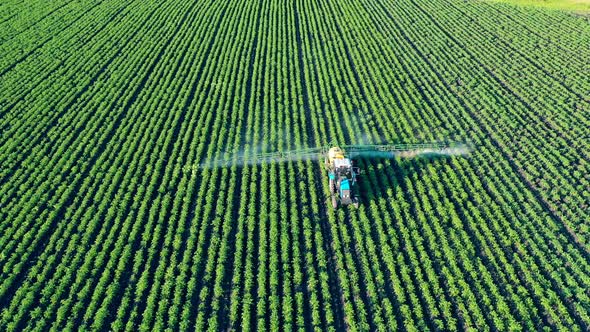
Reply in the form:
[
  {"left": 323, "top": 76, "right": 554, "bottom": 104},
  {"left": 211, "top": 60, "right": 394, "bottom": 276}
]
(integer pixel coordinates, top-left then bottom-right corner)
[{"left": 0, "top": 0, "right": 589, "bottom": 330}]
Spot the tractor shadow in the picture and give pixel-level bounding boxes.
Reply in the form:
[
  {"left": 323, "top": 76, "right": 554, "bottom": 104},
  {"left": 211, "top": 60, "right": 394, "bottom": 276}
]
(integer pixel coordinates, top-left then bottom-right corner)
[
  {"left": 354, "top": 156, "right": 440, "bottom": 206},
  {"left": 305, "top": 155, "right": 448, "bottom": 330},
  {"left": 310, "top": 156, "right": 450, "bottom": 330}
]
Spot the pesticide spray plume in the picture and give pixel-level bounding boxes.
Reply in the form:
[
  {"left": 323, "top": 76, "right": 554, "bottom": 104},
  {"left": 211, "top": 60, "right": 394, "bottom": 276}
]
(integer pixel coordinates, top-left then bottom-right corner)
[
  {"left": 195, "top": 145, "right": 324, "bottom": 169},
  {"left": 350, "top": 144, "right": 470, "bottom": 159},
  {"left": 197, "top": 151, "right": 321, "bottom": 169},
  {"left": 395, "top": 144, "right": 471, "bottom": 158},
  {"left": 191, "top": 142, "right": 471, "bottom": 170}
]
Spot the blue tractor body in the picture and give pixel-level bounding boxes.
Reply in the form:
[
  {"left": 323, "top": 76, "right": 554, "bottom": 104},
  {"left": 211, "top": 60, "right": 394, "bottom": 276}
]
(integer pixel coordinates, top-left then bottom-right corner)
[{"left": 325, "top": 150, "right": 359, "bottom": 208}]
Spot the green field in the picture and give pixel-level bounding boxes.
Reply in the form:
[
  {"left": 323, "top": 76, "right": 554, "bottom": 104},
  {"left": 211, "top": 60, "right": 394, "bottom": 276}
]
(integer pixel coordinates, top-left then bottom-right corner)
[
  {"left": 1, "top": 0, "right": 589, "bottom": 330},
  {"left": 489, "top": 0, "right": 590, "bottom": 13}
]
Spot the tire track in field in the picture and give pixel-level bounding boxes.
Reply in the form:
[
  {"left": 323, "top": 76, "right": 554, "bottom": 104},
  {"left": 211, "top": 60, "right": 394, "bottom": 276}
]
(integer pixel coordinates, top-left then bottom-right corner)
[
  {"left": 318, "top": 0, "right": 449, "bottom": 328},
  {"left": 293, "top": 0, "right": 356, "bottom": 328},
  {"left": 308, "top": 0, "right": 403, "bottom": 328},
  {"left": 292, "top": 2, "right": 336, "bottom": 330}
]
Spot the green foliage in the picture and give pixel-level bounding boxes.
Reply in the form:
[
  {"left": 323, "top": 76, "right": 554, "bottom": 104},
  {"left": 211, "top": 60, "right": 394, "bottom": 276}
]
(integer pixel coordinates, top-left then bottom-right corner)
[
  {"left": 488, "top": 0, "right": 590, "bottom": 14},
  {"left": 0, "top": 0, "right": 589, "bottom": 330}
]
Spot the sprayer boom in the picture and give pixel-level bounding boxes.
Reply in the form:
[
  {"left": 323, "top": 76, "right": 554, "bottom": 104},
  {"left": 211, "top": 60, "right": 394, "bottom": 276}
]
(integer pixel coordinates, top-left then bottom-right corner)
[
  {"left": 343, "top": 142, "right": 468, "bottom": 158},
  {"left": 201, "top": 146, "right": 324, "bottom": 167},
  {"left": 200, "top": 142, "right": 469, "bottom": 168},
  {"left": 344, "top": 142, "right": 447, "bottom": 153},
  {"left": 197, "top": 140, "right": 469, "bottom": 209}
]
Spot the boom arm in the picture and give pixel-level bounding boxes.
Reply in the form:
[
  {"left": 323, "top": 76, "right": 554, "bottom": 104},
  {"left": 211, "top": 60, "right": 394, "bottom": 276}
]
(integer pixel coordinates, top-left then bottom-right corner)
[
  {"left": 199, "top": 142, "right": 469, "bottom": 168},
  {"left": 199, "top": 146, "right": 324, "bottom": 168},
  {"left": 343, "top": 142, "right": 469, "bottom": 159}
]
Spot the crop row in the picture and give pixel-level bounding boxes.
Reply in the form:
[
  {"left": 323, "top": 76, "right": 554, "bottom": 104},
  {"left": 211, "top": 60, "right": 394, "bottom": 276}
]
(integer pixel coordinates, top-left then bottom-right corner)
[{"left": 0, "top": 0, "right": 589, "bottom": 330}]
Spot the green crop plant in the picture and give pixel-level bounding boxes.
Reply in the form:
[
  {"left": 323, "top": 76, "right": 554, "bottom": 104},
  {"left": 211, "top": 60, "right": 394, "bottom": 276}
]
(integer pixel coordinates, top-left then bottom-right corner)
[{"left": 0, "top": 0, "right": 589, "bottom": 330}]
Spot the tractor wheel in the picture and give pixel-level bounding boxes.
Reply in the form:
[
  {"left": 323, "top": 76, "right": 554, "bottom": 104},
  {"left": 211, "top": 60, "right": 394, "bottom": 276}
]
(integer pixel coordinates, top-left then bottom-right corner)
[
  {"left": 332, "top": 196, "right": 338, "bottom": 209},
  {"left": 329, "top": 179, "right": 335, "bottom": 194},
  {"left": 353, "top": 197, "right": 360, "bottom": 208}
]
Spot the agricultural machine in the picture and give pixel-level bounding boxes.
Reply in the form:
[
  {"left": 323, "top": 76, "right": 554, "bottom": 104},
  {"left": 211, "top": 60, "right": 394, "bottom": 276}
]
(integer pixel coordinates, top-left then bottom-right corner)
[
  {"left": 321, "top": 143, "right": 467, "bottom": 208},
  {"left": 201, "top": 142, "right": 468, "bottom": 209}
]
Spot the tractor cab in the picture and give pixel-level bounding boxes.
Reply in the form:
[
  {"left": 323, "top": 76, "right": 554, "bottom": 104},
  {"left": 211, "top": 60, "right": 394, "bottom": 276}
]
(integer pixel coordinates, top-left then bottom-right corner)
[{"left": 333, "top": 158, "right": 352, "bottom": 173}]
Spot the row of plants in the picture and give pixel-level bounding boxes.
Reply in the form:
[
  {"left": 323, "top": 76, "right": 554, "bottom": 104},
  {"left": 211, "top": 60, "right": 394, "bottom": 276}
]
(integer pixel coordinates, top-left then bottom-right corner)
[{"left": 1, "top": 0, "right": 589, "bottom": 330}]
